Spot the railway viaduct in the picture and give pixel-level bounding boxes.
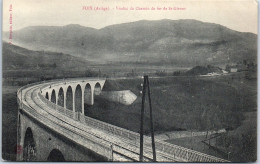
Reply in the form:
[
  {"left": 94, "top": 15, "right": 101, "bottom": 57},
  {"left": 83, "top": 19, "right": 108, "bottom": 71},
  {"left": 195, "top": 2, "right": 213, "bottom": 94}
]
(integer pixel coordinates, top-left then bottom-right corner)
[{"left": 16, "top": 78, "right": 229, "bottom": 162}]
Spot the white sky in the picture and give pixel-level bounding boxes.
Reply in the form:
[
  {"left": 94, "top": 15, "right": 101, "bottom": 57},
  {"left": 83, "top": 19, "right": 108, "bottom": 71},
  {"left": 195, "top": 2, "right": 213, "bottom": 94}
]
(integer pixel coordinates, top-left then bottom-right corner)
[{"left": 2, "top": 0, "right": 258, "bottom": 34}]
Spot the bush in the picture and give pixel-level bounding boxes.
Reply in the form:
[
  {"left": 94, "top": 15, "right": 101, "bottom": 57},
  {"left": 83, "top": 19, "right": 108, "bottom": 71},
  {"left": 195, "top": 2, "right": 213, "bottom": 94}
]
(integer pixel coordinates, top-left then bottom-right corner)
[
  {"left": 85, "top": 69, "right": 99, "bottom": 77},
  {"left": 155, "top": 70, "right": 167, "bottom": 76}
]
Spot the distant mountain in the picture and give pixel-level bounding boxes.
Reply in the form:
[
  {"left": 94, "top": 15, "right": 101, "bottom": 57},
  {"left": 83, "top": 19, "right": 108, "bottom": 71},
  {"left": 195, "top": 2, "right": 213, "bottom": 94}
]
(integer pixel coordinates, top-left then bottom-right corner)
[
  {"left": 2, "top": 42, "right": 90, "bottom": 70},
  {"left": 3, "top": 19, "right": 257, "bottom": 66}
]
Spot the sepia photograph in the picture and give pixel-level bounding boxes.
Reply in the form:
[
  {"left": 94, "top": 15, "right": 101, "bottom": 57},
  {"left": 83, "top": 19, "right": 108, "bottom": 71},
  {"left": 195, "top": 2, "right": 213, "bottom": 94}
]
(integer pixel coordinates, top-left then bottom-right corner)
[{"left": 1, "top": 0, "right": 258, "bottom": 162}]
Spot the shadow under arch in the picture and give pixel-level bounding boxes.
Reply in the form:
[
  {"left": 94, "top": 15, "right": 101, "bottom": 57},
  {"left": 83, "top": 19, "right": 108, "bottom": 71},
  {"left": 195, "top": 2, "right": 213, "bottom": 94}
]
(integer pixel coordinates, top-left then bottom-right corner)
[
  {"left": 66, "top": 86, "right": 73, "bottom": 110},
  {"left": 57, "top": 87, "right": 64, "bottom": 107},
  {"left": 23, "top": 127, "right": 36, "bottom": 161},
  {"left": 75, "top": 84, "right": 82, "bottom": 113},
  {"left": 51, "top": 89, "right": 56, "bottom": 104},
  {"left": 47, "top": 149, "right": 65, "bottom": 162},
  {"left": 94, "top": 82, "right": 101, "bottom": 96},
  {"left": 84, "top": 83, "right": 92, "bottom": 106},
  {"left": 45, "top": 92, "right": 49, "bottom": 100}
]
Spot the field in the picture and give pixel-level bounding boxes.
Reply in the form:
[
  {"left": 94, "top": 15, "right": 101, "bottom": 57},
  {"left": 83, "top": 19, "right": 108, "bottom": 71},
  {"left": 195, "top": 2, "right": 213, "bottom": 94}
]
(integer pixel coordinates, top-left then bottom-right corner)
[
  {"left": 2, "top": 70, "right": 257, "bottom": 162},
  {"left": 2, "top": 85, "right": 20, "bottom": 161},
  {"left": 86, "top": 71, "right": 257, "bottom": 162},
  {"left": 88, "top": 72, "right": 256, "bottom": 132}
]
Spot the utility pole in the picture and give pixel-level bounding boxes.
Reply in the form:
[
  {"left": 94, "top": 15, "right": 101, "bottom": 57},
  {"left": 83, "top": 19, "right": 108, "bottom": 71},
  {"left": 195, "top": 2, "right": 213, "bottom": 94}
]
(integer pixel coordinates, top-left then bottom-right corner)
[
  {"left": 139, "top": 76, "right": 146, "bottom": 162},
  {"left": 139, "top": 75, "right": 156, "bottom": 162}
]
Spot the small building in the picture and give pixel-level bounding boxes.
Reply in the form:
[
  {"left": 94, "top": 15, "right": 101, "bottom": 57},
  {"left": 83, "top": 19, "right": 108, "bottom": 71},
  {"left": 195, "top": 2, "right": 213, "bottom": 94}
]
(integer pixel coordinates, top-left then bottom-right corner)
[
  {"left": 230, "top": 67, "right": 238, "bottom": 72},
  {"left": 225, "top": 65, "right": 238, "bottom": 73}
]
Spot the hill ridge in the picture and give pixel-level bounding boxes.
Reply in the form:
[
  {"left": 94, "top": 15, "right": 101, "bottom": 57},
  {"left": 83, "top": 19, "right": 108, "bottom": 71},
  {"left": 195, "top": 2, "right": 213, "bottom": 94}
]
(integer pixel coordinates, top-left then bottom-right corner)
[{"left": 3, "top": 19, "right": 257, "bottom": 66}]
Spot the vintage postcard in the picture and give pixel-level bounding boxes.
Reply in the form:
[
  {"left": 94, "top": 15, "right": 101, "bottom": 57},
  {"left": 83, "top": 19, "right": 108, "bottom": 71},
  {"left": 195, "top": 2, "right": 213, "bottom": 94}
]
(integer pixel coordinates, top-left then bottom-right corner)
[{"left": 2, "top": 0, "right": 257, "bottom": 162}]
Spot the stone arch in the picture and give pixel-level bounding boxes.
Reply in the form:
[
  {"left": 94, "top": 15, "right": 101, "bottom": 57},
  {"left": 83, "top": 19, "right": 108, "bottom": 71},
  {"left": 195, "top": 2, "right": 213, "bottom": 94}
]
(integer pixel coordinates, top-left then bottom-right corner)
[
  {"left": 66, "top": 86, "right": 73, "bottom": 111},
  {"left": 75, "top": 85, "right": 82, "bottom": 113},
  {"left": 51, "top": 90, "right": 56, "bottom": 104},
  {"left": 45, "top": 92, "right": 49, "bottom": 100},
  {"left": 84, "top": 83, "right": 92, "bottom": 105},
  {"left": 23, "top": 127, "right": 36, "bottom": 161},
  {"left": 94, "top": 82, "right": 102, "bottom": 96},
  {"left": 57, "top": 87, "right": 64, "bottom": 107},
  {"left": 47, "top": 149, "right": 65, "bottom": 162}
]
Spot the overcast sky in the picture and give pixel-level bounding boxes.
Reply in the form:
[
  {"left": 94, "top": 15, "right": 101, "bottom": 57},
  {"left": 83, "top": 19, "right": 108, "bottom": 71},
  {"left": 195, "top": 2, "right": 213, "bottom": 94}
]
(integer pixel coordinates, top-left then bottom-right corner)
[{"left": 3, "top": 0, "right": 258, "bottom": 34}]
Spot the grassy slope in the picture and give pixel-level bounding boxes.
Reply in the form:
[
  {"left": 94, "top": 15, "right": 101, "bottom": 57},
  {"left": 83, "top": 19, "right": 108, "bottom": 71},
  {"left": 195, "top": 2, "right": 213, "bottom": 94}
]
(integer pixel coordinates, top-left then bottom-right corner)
[
  {"left": 2, "top": 86, "right": 20, "bottom": 161},
  {"left": 7, "top": 20, "right": 257, "bottom": 66},
  {"left": 2, "top": 71, "right": 256, "bottom": 161},
  {"left": 85, "top": 72, "right": 257, "bottom": 162},
  {"left": 87, "top": 72, "right": 256, "bottom": 133}
]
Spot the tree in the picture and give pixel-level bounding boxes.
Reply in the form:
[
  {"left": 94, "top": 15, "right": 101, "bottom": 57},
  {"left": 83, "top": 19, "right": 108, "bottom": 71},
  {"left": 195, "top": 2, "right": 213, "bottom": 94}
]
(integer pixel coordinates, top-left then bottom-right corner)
[{"left": 53, "top": 63, "right": 57, "bottom": 68}]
